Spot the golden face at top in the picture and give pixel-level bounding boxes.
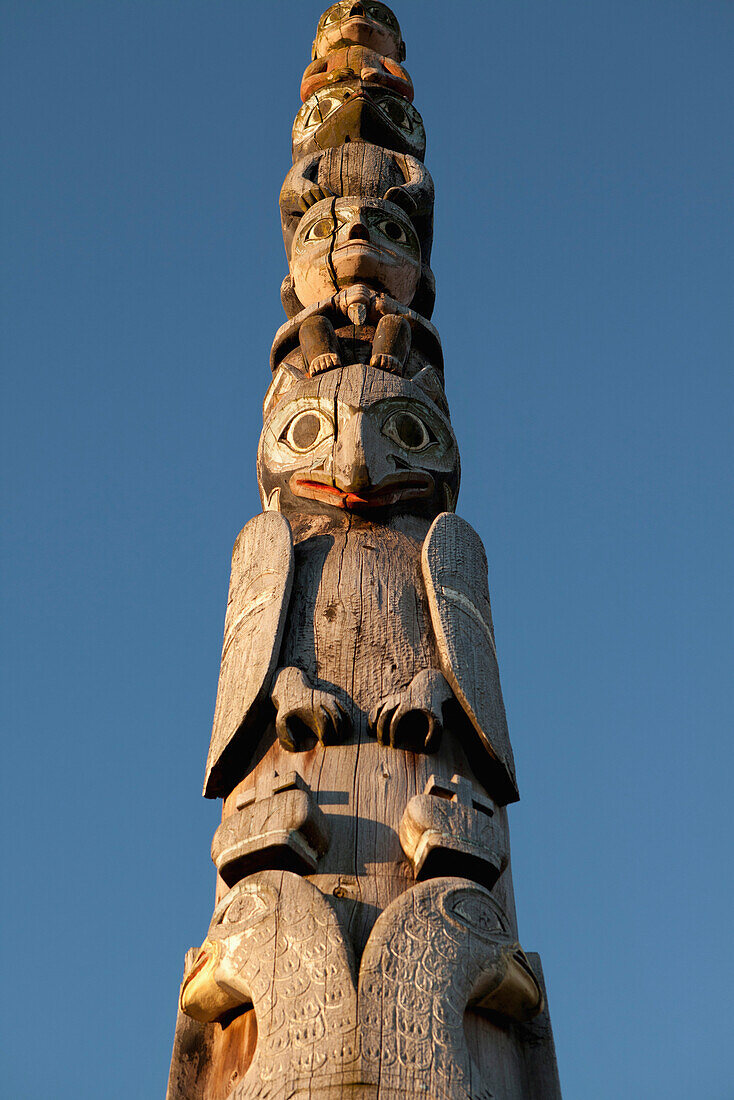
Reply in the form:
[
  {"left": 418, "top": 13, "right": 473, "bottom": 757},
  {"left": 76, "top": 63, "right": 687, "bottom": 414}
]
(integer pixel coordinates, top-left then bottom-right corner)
[
  {"left": 313, "top": 1, "right": 405, "bottom": 61},
  {"left": 290, "top": 197, "right": 421, "bottom": 306}
]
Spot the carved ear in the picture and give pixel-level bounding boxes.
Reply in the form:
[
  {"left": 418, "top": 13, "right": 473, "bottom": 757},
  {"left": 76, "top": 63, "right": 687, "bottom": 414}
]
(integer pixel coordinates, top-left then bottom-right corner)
[
  {"left": 410, "top": 265, "right": 436, "bottom": 321},
  {"left": 412, "top": 365, "right": 449, "bottom": 416},
  {"left": 262, "top": 365, "right": 303, "bottom": 422},
  {"left": 280, "top": 273, "right": 304, "bottom": 319},
  {"left": 398, "top": 41, "right": 406, "bottom": 62},
  {"left": 311, "top": 39, "right": 318, "bottom": 61}
]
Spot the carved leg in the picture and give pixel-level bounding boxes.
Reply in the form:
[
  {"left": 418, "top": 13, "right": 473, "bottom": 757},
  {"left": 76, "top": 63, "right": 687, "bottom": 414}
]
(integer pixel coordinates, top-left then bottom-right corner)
[
  {"left": 369, "top": 667, "right": 452, "bottom": 751},
  {"left": 272, "top": 665, "right": 350, "bottom": 749},
  {"left": 370, "top": 312, "right": 412, "bottom": 375},
  {"left": 298, "top": 314, "right": 342, "bottom": 376}
]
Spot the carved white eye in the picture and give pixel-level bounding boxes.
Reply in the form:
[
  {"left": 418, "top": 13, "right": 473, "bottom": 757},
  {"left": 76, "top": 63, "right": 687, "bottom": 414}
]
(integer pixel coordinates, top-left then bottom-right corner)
[
  {"left": 280, "top": 409, "right": 334, "bottom": 452},
  {"left": 297, "top": 92, "right": 349, "bottom": 135},
  {"left": 304, "top": 216, "right": 336, "bottom": 242},
  {"left": 382, "top": 411, "right": 434, "bottom": 451},
  {"left": 321, "top": 4, "right": 343, "bottom": 27}
]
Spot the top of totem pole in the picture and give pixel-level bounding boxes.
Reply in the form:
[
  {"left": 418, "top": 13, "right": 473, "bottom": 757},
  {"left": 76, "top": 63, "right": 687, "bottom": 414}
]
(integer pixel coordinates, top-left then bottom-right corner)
[{"left": 312, "top": 1, "right": 406, "bottom": 62}]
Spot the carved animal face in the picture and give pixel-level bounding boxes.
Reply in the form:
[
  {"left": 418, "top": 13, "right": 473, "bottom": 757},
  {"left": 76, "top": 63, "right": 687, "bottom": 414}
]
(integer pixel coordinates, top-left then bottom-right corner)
[
  {"left": 258, "top": 364, "right": 459, "bottom": 520},
  {"left": 180, "top": 880, "right": 280, "bottom": 1023},
  {"left": 291, "top": 198, "right": 420, "bottom": 307},
  {"left": 313, "top": 1, "right": 405, "bottom": 61},
  {"left": 292, "top": 83, "right": 426, "bottom": 162}
]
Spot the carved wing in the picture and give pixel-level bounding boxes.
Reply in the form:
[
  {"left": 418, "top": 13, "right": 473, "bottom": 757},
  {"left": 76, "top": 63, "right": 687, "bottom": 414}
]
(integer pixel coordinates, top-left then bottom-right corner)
[
  {"left": 422, "top": 513, "right": 519, "bottom": 804},
  {"left": 203, "top": 511, "right": 294, "bottom": 798}
]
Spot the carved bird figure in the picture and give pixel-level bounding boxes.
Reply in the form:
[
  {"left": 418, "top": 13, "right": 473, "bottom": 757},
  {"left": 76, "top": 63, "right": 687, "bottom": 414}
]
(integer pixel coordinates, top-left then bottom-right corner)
[{"left": 203, "top": 364, "right": 517, "bottom": 807}]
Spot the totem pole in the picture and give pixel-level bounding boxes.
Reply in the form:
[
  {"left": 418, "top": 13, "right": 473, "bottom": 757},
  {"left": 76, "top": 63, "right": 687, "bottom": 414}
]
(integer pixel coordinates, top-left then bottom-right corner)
[{"left": 167, "top": 4, "right": 562, "bottom": 1097}]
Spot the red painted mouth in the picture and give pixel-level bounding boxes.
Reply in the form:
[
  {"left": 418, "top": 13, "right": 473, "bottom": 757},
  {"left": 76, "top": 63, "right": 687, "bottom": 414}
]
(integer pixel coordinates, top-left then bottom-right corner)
[{"left": 291, "top": 474, "right": 433, "bottom": 510}]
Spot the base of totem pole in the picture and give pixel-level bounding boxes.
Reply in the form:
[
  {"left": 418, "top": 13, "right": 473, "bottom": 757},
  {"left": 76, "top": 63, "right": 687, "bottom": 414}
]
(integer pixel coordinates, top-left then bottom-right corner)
[{"left": 166, "top": 949, "right": 561, "bottom": 1100}]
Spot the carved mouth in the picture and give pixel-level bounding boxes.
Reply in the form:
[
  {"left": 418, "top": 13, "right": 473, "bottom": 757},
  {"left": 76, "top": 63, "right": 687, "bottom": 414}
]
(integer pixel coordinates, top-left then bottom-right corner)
[
  {"left": 291, "top": 473, "right": 433, "bottom": 510},
  {"left": 331, "top": 242, "right": 383, "bottom": 257},
  {"left": 339, "top": 17, "right": 376, "bottom": 31}
]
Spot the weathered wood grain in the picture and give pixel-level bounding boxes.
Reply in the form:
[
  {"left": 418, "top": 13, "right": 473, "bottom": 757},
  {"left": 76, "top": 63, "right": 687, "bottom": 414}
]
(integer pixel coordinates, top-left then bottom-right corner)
[
  {"left": 422, "top": 511, "right": 519, "bottom": 805},
  {"left": 169, "top": 2, "right": 563, "bottom": 1094},
  {"left": 203, "top": 511, "right": 294, "bottom": 798},
  {"left": 210, "top": 770, "right": 330, "bottom": 885},
  {"left": 280, "top": 143, "right": 434, "bottom": 262}
]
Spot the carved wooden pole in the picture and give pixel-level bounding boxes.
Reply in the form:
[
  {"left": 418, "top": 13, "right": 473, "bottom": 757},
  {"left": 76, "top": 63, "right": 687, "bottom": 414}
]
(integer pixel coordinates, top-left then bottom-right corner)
[{"left": 167, "top": 4, "right": 562, "bottom": 1097}]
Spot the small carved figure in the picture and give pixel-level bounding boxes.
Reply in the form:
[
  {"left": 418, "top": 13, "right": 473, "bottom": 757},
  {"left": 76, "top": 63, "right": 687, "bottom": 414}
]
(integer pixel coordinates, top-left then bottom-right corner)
[
  {"left": 301, "top": 44, "right": 413, "bottom": 103},
  {"left": 211, "top": 770, "right": 331, "bottom": 885},
  {"left": 295, "top": 310, "right": 411, "bottom": 377},
  {"left": 203, "top": 364, "right": 518, "bottom": 808},
  {"left": 312, "top": 1, "right": 406, "bottom": 62},
  {"left": 399, "top": 772, "right": 509, "bottom": 888},
  {"left": 292, "top": 82, "right": 426, "bottom": 162},
  {"left": 270, "top": 283, "right": 444, "bottom": 380},
  {"left": 280, "top": 143, "right": 433, "bottom": 262}
]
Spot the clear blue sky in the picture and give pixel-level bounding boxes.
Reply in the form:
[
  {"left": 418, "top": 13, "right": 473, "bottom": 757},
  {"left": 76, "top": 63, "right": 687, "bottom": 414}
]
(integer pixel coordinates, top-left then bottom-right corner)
[{"left": 2, "top": 2, "right": 732, "bottom": 1096}]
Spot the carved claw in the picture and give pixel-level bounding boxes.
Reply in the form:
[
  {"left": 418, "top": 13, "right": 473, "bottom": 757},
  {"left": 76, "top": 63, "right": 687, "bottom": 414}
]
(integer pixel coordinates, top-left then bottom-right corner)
[
  {"left": 298, "top": 184, "right": 334, "bottom": 211},
  {"left": 272, "top": 666, "right": 349, "bottom": 750},
  {"left": 369, "top": 668, "right": 453, "bottom": 751}
]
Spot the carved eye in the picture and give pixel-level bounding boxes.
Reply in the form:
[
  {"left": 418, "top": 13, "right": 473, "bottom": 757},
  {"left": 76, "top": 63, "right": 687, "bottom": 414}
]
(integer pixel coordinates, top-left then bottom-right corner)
[
  {"left": 373, "top": 217, "right": 408, "bottom": 245},
  {"left": 382, "top": 411, "right": 434, "bottom": 451},
  {"left": 366, "top": 2, "right": 397, "bottom": 30},
  {"left": 373, "top": 93, "right": 412, "bottom": 131},
  {"left": 321, "top": 4, "right": 343, "bottom": 28},
  {"left": 304, "top": 216, "right": 336, "bottom": 242},
  {"left": 280, "top": 409, "right": 333, "bottom": 452}
]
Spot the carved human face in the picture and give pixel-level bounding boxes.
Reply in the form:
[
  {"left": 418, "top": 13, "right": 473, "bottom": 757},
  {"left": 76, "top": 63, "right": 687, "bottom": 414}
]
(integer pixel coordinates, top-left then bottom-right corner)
[
  {"left": 258, "top": 365, "right": 459, "bottom": 520},
  {"left": 313, "top": 1, "right": 404, "bottom": 61},
  {"left": 291, "top": 198, "right": 420, "bottom": 307},
  {"left": 292, "top": 84, "right": 426, "bottom": 162}
]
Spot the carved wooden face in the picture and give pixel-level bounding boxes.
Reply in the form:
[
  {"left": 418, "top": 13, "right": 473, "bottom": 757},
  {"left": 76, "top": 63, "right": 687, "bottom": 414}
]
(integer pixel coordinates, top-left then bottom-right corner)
[
  {"left": 258, "top": 365, "right": 459, "bottom": 519},
  {"left": 292, "top": 84, "right": 426, "bottom": 162},
  {"left": 313, "top": 1, "right": 404, "bottom": 61},
  {"left": 291, "top": 198, "right": 420, "bottom": 307}
]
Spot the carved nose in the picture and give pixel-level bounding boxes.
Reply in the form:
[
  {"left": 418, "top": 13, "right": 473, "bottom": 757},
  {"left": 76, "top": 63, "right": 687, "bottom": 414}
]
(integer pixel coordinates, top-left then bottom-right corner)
[
  {"left": 334, "top": 417, "right": 372, "bottom": 493},
  {"left": 348, "top": 3, "right": 366, "bottom": 15},
  {"left": 347, "top": 221, "right": 370, "bottom": 243}
]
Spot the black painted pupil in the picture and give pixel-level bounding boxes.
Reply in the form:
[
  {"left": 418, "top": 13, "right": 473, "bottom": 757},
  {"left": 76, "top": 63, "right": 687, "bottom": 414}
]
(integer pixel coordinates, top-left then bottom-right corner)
[
  {"left": 382, "top": 220, "right": 403, "bottom": 241},
  {"left": 395, "top": 414, "right": 425, "bottom": 448},
  {"left": 291, "top": 413, "right": 322, "bottom": 449}
]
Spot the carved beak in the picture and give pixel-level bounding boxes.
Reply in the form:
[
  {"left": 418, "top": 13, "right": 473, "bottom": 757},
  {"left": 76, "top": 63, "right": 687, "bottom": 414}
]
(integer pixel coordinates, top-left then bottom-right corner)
[
  {"left": 179, "top": 939, "right": 244, "bottom": 1024},
  {"left": 473, "top": 945, "right": 544, "bottom": 1023},
  {"left": 288, "top": 407, "right": 434, "bottom": 510},
  {"left": 290, "top": 471, "right": 434, "bottom": 511}
]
